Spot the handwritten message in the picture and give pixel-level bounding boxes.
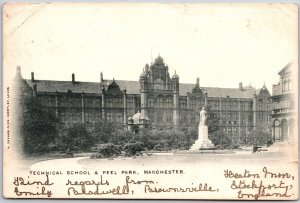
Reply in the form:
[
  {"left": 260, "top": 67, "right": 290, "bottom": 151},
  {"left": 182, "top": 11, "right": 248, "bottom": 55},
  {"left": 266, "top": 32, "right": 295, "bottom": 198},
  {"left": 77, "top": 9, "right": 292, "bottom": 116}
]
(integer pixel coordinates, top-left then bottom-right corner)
[
  {"left": 11, "top": 167, "right": 296, "bottom": 199},
  {"left": 12, "top": 169, "right": 219, "bottom": 198},
  {"left": 66, "top": 175, "right": 218, "bottom": 196},
  {"left": 13, "top": 175, "right": 54, "bottom": 197}
]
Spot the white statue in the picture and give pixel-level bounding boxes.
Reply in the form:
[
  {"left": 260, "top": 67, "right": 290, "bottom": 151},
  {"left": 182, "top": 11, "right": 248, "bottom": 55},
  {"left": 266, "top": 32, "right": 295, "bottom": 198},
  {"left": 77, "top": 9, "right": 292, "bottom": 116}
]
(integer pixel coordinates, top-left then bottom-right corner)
[{"left": 199, "top": 107, "right": 206, "bottom": 126}]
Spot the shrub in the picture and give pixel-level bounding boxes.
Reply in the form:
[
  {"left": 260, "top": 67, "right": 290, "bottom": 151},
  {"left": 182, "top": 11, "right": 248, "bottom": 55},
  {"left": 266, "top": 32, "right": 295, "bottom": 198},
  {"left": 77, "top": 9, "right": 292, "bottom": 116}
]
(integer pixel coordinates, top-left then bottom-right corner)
[
  {"left": 123, "top": 142, "right": 144, "bottom": 157},
  {"left": 93, "top": 143, "right": 121, "bottom": 159}
]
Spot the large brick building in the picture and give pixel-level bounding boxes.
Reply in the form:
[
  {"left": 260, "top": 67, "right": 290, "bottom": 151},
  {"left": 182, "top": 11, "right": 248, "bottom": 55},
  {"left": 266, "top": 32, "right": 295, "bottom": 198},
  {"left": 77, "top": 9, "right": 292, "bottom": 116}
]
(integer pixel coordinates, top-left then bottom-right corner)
[{"left": 17, "top": 56, "right": 272, "bottom": 145}]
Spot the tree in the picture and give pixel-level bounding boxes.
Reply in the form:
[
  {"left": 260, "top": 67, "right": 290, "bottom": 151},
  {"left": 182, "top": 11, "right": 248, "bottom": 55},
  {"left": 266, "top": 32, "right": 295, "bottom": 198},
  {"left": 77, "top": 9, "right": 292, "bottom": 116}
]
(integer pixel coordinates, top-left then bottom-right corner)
[
  {"left": 60, "top": 124, "right": 94, "bottom": 151},
  {"left": 251, "top": 125, "right": 272, "bottom": 146},
  {"left": 92, "top": 120, "right": 116, "bottom": 143},
  {"left": 206, "top": 109, "right": 224, "bottom": 146},
  {"left": 206, "top": 110, "right": 220, "bottom": 134},
  {"left": 20, "top": 96, "right": 58, "bottom": 154}
]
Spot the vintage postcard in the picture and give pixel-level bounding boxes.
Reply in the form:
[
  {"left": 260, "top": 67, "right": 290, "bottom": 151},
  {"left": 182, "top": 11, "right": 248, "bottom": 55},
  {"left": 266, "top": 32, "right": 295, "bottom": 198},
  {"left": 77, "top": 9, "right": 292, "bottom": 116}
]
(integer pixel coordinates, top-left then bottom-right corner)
[{"left": 2, "top": 3, "right": 298, "bottom": 200}]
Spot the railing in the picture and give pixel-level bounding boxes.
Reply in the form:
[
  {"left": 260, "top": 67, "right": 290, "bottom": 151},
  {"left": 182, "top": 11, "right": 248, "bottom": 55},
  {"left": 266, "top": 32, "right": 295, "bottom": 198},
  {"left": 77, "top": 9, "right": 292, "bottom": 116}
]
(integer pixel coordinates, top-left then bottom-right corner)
[{"left": 272, "top": 108, "right": 293, "bottom": 115}]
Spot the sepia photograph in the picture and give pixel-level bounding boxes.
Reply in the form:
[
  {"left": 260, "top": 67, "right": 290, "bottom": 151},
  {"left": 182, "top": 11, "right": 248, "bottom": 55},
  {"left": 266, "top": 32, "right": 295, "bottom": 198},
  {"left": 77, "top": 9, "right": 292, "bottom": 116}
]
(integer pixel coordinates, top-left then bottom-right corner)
[{"left": 2, "top": 3, "right": 298, "bottom": 200}]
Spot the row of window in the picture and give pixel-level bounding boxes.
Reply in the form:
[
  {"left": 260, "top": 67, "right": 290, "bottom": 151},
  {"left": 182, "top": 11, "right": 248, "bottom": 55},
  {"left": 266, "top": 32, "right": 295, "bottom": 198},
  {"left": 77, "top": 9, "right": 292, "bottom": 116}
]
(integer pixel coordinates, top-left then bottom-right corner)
[
  {"left": 147, "top": 111, "right": 173, "bottom": 123},
  {"left": 106, "top": 112, "right": 123, "bottom": 123},
  {"left": 257, "top": 101, "right": 271, "bottom": 111},
  {"left": 222, "top": 127, "right": 253, "bottom": 133},
  {"left": 59, "top": 111, "right": 271, "bottom": 125},
  {"left": 60, "top": 110, "right": 102, "bottom": 123},
  {"left": 60, "top": 110, "right": 126, "bottom": 123},
  {"left": 147, "top": 97, "right": 173, "bottom": 108},
  {"left": 40, "top": 96, "right": 132, "bottom": 108},
  {"left": 39, "top": 96, "right": 271, "bottom": 112}
]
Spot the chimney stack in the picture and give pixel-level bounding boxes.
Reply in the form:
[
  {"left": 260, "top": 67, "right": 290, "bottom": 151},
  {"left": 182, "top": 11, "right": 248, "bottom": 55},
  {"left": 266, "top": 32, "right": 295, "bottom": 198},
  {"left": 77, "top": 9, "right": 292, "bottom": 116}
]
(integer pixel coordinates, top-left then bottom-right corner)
[
  {"left": 32, "top": 84, "right": 37, "bottom": 97},
  {"left": 16, "top": 66, "right": 21, "bottom": 77},
  {"left": 100, "top": 72, "right": 103, "bottom": 83},
  {"left": 239, "top": 82, "right": 243, "bottom": 90},
  {"left": 72, "top": 73, "right": 75, "bottom": 84},
  {"left": 17, "top": 66, "right": 21, "bottom": 73},
  {"left": 196, "top": 77, "right": 200, "bottom": 87},
  {"left": 31, "top": 72, "right": 34, "bottom": 82}
]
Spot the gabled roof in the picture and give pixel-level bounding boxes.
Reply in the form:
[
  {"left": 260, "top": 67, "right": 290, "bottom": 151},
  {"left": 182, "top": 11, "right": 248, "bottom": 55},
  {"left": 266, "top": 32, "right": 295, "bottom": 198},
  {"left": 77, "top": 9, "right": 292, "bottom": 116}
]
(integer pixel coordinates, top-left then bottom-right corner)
[
  {"left": 278, "top": 62, "right": 292, "bottom": 76},
  {"left": 25, "top": 79, "right": 140, "bottom": 95},
  {"left": 25, "top": 79, "right": 260, "bottom": 99},
  {"left": 26, "top": 80, "right": 103, "bottom": 94},
  {"left": 178, "top": 83, "right": 257, "bottom": 98}
]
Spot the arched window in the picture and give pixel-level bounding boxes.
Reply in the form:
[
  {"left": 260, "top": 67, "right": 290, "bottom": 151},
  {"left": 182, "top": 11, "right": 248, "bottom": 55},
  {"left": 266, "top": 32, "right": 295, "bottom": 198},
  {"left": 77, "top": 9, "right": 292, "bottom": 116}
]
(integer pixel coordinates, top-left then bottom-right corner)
[
  {"left": 288, "top": 79, "right": 292, "bottom": 90},
  {"left": 266, "top": 101, "right": 270, "bottom": 110},
  {"left": 180, "top": 99, "right": 187, "bottom": 108},
  {"left": 273, "top": 119, "right": 280, "bottom": 141},
  {"left": 258, "top": 102, "right": 263, "bottom": 110},
  {"left": 190, "top": 99, "right": 196, "bottom": 109},
  {"left": 283, "top": 79, "right": 288, "bottom": 91},
  {"left": 106, "top": 97, "right": 113, "bottom": 108},
  {"left": 153, "top": 78, "right": 164, "bottom": 90},
  {"left": 156, "top": 96, "right": 164, "bottom": 108},
  {"left": 281, "top": 119, "right": 288, "bottom": 141},
  {"left": 147, "top": 98, "right": 154, "bottom": 107},
  {"left": 222, "top": 102, "right": 226, "bottom": 110},
  {"left": 166, "top": 97, "right": 173, "bottom": 108},
  {"left": 258, "top": 114, "right": 263, "bottom": 122},
  {"left": 114, "top": 97, "right": 123, "bottom": 108}
]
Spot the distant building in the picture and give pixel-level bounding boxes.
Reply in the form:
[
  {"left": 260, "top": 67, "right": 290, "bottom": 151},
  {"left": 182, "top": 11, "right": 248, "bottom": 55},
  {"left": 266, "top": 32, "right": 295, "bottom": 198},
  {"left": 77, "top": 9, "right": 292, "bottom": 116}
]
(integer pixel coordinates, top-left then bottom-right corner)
[
  {"left": 271, "top": 62, "right": 296, "bottom": 142},
  {"left": 16, "top": 56, "right": 272, "bottom": 145}
]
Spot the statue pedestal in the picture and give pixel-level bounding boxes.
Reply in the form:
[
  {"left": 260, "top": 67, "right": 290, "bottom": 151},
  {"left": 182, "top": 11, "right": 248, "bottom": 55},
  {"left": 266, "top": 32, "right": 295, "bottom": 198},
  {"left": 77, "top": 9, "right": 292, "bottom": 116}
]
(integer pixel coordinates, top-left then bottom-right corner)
[{"left": 190, "top": 125, "right": 214, "bottom": 150}]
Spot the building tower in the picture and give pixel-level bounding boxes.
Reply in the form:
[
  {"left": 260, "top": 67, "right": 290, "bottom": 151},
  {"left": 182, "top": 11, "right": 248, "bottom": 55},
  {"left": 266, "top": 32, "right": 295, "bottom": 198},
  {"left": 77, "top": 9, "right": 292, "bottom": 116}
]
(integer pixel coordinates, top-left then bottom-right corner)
[
  {"left": 172, "top": 71, "right": 179, "bottom": 130},
  {"left": 140, "top": 66, "right": 148, "bottom": 116}
]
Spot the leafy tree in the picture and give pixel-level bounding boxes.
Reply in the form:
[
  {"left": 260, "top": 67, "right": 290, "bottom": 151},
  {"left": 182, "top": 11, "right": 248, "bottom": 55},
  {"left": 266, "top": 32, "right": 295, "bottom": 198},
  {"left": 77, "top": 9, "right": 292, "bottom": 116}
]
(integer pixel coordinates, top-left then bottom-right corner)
[
  {"left": 20, "top": 96, "right": 58, "bottom": 154},
  {"left": 92, "top": 120, "right": 116, "bottom": 143},
  {"left": 251, "top": 125, "right": 272, "bottom": 146},
  {"left": 208, "top": 129, "right": 231, "bottom": 147},
  {"left": 206, "top": 109, "right": 220, "bottom": 134},
  {"left": 60, "top": 124, "right": 93, "bottom": 151}
]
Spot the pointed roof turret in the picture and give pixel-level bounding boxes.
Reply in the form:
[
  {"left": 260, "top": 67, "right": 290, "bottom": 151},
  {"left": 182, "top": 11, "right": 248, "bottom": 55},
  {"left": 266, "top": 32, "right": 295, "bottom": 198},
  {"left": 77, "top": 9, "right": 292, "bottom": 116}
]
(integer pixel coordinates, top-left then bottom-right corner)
[
  {"left": 154, "top": 55, "right": 164, "bottom": 65},
  {"left": 172, "top": 70, "right": 179, "bottom": 79},
  {"left": 140, "top": 68, "right": 147, "bottom": 78}
]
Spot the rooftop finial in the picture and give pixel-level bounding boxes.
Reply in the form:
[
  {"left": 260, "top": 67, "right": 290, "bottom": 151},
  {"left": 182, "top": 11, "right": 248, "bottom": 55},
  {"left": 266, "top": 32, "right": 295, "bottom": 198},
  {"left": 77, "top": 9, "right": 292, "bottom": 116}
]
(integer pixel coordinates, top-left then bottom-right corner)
[{"left": 196, "top": 77, "right": 200, "bottom": 87}]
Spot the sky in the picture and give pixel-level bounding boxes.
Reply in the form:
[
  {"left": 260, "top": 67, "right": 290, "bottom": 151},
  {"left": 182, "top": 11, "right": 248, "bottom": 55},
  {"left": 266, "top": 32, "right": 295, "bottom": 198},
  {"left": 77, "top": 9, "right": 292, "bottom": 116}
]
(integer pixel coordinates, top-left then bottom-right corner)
[{"left": 3, "top": 3, "right": 298, "bottom": 92}]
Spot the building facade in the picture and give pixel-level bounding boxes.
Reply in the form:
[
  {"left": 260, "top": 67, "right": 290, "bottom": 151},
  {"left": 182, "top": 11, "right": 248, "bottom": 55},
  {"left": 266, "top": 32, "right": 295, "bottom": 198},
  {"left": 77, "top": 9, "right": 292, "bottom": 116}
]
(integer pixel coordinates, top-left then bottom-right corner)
[
  {"left": 271, "top": 62, "right": 296, "bottom": 142},
  {"left": 17, "top": 56, "right": 272, "bottom": 145}
]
